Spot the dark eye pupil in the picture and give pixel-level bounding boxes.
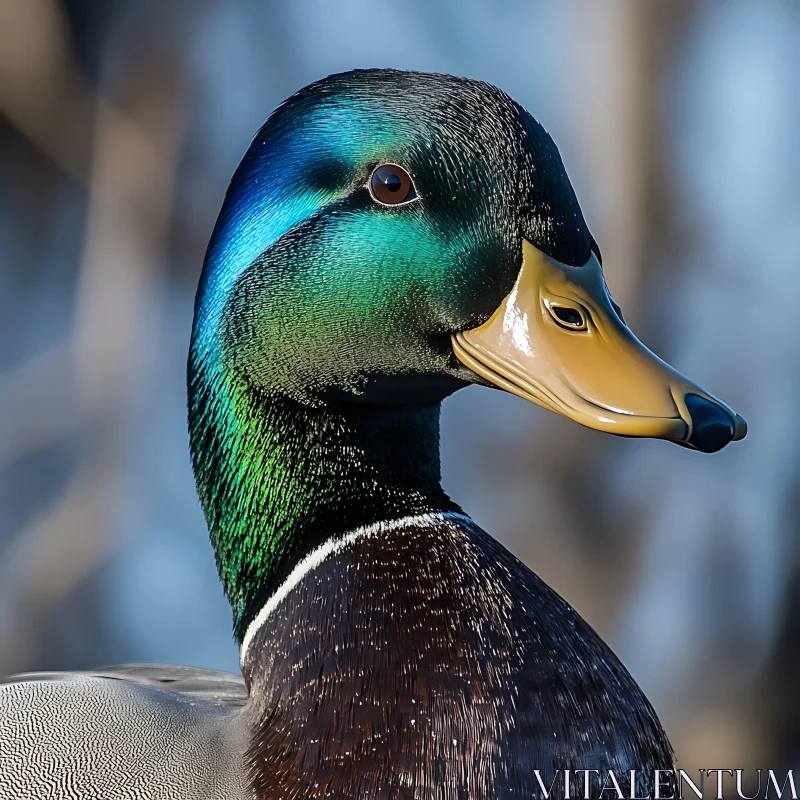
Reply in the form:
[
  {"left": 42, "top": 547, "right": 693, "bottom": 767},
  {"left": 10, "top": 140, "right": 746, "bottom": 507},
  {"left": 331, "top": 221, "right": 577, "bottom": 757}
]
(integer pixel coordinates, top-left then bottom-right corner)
[
  {"left": 384, "top": 174, "right": 402, "bottom": 192},
  {"left": 552, "top": 306, "right": 583, "bottom": 326}
]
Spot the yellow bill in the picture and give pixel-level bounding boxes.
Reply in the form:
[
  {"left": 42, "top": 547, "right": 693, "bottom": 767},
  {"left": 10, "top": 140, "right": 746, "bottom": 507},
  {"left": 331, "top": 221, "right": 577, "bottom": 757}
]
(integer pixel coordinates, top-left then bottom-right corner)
[{"left": 452, "top": 239, "right": 747, "bottom": 453}]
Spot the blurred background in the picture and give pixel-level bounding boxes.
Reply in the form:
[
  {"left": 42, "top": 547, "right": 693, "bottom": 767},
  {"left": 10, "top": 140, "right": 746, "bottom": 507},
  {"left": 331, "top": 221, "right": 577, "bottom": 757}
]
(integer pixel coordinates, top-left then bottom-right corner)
[{"left": 1, "top": 0, "right": 798, "bottom": 777}]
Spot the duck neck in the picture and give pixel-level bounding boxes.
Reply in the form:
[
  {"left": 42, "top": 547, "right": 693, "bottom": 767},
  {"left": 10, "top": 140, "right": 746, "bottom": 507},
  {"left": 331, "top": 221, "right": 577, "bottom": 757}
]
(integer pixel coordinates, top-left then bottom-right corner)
[{"left": 188, "top": 357, "right": 457, "bottom": 643}]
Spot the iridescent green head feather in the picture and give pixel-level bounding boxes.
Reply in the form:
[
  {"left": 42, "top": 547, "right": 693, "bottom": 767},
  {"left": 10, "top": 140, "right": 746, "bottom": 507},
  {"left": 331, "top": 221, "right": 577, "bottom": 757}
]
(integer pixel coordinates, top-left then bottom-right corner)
[{"left": 196, "top": 70, "right": 591, "bottom": 404}]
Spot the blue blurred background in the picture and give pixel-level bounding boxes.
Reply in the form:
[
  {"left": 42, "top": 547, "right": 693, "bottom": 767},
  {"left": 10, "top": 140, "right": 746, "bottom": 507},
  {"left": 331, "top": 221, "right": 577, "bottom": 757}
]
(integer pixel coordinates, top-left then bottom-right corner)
[{"left": 1, "top": 0, "right": 798, "bottom": 774}]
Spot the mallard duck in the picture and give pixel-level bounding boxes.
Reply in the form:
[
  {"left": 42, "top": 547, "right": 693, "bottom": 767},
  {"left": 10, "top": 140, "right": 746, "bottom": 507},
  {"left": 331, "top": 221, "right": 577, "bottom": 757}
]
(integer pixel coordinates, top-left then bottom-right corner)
[{"left": 0, "top": 69, "right": 746, "bottom": 799}]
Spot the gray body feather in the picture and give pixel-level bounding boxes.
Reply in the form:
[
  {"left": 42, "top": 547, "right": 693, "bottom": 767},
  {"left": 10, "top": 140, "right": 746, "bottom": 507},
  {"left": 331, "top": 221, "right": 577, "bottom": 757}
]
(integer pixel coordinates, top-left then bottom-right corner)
[{"left": 0, "top": 665, "right": 252, "bottom": 800}]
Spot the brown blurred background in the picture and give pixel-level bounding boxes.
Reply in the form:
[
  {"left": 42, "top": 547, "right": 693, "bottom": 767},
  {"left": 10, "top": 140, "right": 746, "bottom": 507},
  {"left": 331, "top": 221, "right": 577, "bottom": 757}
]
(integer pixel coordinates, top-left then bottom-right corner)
[{"left": 1, "top": 0, "right": 798, "bottom": 777}]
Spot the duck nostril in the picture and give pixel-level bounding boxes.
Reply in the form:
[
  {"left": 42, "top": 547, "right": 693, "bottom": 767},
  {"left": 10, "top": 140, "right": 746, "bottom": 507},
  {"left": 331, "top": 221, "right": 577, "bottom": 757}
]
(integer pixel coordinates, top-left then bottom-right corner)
[
  {"left": 550, "top": 305, "right": 585, "bottom": 329},
  {"left": 684, "top": 393, "right": 736, "bottom": 453}
]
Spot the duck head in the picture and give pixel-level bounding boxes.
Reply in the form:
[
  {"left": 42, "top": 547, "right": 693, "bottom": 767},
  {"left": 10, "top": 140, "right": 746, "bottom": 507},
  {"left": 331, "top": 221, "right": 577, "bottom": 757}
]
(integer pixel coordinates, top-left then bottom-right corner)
[{"left": 197, "top": 69, "right": 745, "bottom": 454}]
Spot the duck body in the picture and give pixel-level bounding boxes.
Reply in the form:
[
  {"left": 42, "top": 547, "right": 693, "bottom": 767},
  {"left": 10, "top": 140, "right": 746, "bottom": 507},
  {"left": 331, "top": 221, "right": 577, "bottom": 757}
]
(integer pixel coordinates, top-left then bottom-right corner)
[
  {"left": 243, "top": 511, "right": 671, "bottom": 797},
  {"left": 0, "top": 513, "right": 669, "bottom": 799},
  {"left": 0, "top": 665, "right": 250, "bottom": 799},
  {"left": 0, "top": 69, "right": 746, "bottom": 799}
]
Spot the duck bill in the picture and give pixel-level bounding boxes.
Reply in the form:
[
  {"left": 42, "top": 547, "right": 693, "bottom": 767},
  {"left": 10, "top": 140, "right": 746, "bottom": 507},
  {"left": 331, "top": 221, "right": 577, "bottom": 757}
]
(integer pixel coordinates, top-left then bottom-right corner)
[{"left": 452, "top": 240, "right": 747, "bottom": 453}]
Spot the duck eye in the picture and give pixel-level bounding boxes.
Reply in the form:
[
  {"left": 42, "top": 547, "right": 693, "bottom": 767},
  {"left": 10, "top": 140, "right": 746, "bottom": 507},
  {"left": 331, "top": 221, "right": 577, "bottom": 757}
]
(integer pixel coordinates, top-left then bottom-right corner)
[
  {"left": 370, "top": 164, "right": 416, "bottom": 205},
  {"left": 549, "top": 305, "right": 587, "bottom": 330}
]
